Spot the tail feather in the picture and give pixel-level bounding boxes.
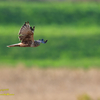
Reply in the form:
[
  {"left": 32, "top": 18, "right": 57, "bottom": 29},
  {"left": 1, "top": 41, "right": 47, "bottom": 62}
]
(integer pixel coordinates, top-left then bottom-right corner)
[{"left": 7, "top": 44, "right": 20, "bottom": 47}]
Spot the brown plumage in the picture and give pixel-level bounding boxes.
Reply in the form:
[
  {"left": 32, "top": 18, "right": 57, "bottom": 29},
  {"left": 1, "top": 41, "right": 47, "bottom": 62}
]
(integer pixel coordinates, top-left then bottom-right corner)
[{"left": 7, "top": 21, "right": 47, "bottom": 47}]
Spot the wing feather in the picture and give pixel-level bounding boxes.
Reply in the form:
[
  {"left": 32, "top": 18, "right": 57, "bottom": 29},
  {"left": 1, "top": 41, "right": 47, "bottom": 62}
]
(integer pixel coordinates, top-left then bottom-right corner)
[{"left": 18, "top": 22, "right": 35, "bottom": 45}]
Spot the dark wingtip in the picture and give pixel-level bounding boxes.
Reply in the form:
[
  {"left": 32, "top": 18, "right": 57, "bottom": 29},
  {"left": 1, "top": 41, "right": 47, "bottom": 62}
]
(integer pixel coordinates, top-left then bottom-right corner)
[
  {"left": 30, "top": 27, "right": 33, "bottom": 30},
  {"left": 26, "top": 21, "right": 29, "bottom": 24},
  {"left": 24, "top": 21, "right": 29, "bottom": 26},
  {"left": 30, "top": 26, "right": 35, "bottom": 31},
  {"left": 33, "top": 26, "right": 35, "bottom": 30},
  {"left": 24, "top": 22, "right": 26, "bottom": 26}
]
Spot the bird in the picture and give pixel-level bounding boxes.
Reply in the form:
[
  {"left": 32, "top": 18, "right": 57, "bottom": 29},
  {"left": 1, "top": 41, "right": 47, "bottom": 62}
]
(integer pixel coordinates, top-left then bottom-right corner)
[{"left": 7, "top": 21, "right": 48, "bottom": 47}]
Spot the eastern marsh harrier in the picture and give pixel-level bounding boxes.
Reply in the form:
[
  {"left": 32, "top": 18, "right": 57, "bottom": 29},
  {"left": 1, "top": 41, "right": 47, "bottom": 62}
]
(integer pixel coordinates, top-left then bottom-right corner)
[{"left": 7, "top": 21, "right": 47, "bottom": 47}]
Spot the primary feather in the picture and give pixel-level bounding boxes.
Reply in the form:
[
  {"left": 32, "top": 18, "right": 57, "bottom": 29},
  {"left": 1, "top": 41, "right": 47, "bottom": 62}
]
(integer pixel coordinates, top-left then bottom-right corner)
[{"left": 7, "top": 21, "right": 47, "bottom": 47}]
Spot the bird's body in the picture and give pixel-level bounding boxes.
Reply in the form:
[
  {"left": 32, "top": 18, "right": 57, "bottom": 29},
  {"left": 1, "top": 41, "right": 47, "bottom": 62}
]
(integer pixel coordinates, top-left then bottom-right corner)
[{"left": 7, "top": 22, "right": 47, "bottom": 47}]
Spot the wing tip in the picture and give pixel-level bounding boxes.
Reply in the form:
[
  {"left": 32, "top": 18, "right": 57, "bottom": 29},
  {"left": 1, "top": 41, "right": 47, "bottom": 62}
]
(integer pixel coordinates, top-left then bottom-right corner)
[
  {"left": 30, "top": 26, "right": 35, "bottom": 31},
  {"left": 33, "top": 26, "right": 35, "bottom": 28},
  {"left": 24, "top": 21, "right": 29, "bottom": 26}
]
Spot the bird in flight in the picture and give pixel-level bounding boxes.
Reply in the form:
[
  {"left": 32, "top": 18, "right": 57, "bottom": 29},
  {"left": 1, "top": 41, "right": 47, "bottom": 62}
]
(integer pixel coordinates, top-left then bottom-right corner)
[{"left": 7, "top": 21, "right": 47, "bottom": 47}]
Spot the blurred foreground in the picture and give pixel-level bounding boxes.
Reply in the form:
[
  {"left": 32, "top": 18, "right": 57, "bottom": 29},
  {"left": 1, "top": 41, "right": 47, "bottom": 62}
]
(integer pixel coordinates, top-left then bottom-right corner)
[{"left": 0, "top": 66, "right": 100, "bottom": 100}]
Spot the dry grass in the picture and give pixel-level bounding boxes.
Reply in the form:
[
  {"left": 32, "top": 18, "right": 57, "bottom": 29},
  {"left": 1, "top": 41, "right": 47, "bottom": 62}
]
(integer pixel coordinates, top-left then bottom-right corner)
[{"left": 0, "top": 66, "right": 100, "bottom": 100}]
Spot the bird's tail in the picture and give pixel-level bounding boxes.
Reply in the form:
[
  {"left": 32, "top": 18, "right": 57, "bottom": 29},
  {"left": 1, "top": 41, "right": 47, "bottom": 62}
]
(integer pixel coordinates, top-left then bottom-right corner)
[{"left": 7, "top": 43, "right": 20, "bottom": 47}]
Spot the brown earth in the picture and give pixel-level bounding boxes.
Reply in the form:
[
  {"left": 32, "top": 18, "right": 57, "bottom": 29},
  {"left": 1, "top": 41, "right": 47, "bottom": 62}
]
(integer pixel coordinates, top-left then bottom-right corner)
[{"left": 0, "top": 66, "right": 100, "bottom": 100}]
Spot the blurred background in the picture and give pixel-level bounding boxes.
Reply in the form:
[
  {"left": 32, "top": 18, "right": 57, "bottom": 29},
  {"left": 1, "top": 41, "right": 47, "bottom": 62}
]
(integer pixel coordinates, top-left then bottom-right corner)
[{"left": 0, "top": 0, "right": 100, "bottom": 100}]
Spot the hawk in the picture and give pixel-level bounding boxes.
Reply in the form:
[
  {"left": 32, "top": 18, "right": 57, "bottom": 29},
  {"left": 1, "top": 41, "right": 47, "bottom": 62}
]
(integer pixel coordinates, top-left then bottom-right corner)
[{"left": 7, "top": 21, "right": 48, "bottom": 47}]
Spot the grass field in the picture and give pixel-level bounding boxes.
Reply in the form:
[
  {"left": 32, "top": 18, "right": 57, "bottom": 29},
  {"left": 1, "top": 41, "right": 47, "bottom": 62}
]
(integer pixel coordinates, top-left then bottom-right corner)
[
  {"left": 0, "top": 25, "right": 100, "bottom": 68},
  {"left": 0, "top": 2, "right": 100, "bottom": 25},
  {"left": 0, "top": 1, "right": 100, "bottom": 68}
]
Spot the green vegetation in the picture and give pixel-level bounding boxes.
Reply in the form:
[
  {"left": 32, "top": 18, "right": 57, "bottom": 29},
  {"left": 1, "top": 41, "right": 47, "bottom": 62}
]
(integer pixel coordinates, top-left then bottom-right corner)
[
  {"left": 0, "top": 1, "right": 100, "bottom": 68},
  {"left": 77, "top": 94, "right": 91, "bottom": 100},
  {"left": 0, "top": 0, "right": 99, "bottom": 2},
  {"left": 1, "top": 25, "right": 100, "bottom": 67},
  {"left": 0, "top": 2, "right": 100, "bottom": 26},
  {"left": 77, "top": 94, "right": 100, "bottom": 100}
]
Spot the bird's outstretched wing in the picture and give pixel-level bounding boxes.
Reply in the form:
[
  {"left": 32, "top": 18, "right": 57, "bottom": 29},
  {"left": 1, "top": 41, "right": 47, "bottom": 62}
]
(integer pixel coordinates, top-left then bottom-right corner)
[{"left": 18, "top": 21, "right": 35, "bottom": 45}]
